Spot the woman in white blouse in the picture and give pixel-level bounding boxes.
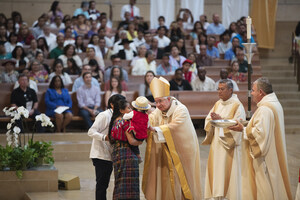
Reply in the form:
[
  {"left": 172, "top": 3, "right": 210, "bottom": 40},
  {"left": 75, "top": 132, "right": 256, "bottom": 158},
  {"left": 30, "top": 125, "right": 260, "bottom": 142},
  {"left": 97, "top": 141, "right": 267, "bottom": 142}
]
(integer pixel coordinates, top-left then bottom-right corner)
[
  {"left": 48, "top": 58, "right": 72, "bottom": 85},
  {"left": 58, "top": 44, "right": 83, "bottom": 69}
]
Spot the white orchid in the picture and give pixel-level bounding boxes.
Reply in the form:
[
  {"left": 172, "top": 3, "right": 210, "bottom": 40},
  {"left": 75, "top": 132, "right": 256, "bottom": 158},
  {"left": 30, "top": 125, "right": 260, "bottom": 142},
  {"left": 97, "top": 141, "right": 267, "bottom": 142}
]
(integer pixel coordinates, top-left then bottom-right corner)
[
  {"left": 7, "top": 123, "right": 12, "bottom": 130},
  {"left": 35, "top": 114, "right": 54, "bottom": 127},
  {"left": 6, "top": 130, "right": 10, "bottom": 136},
  {"left": 17, "top": 106, "right": 29, "bottom": 118},
  {"left": 3, "top": 106, "right": 16, "bottom": 117},
  {"left": 13, "top": 126, "right": 21, "bottom": 134}
]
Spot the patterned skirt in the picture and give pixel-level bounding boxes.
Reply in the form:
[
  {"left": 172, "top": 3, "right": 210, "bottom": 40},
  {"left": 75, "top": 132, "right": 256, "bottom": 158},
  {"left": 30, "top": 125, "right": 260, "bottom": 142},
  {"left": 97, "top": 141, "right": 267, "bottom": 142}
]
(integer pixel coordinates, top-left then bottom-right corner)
[{"left": 112, "top": 141, "right": 140, "bottom": 200}]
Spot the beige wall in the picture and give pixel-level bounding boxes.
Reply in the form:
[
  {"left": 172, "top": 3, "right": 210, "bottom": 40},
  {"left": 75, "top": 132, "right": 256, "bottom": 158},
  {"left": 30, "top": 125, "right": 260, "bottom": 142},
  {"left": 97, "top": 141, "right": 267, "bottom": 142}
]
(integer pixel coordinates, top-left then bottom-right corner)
[{"left": 0, "top": 0, "right": 299, "bottom": 26}]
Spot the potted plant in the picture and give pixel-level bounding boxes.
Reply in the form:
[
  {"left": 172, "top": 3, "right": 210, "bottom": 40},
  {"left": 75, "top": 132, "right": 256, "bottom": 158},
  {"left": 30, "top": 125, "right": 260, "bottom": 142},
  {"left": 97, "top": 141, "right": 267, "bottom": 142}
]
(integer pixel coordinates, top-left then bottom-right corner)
[{"left": 0, "top": 107, "right": 55, "bottom": 178}]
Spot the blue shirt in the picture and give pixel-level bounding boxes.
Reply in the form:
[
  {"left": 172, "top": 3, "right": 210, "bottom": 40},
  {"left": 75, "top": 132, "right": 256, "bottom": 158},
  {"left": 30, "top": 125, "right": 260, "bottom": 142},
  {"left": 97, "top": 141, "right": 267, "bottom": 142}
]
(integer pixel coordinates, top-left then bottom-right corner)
[
  {"left": 45, "top": 88, "right": 72, "bottom": 117},
  {"left": 206, "top": 46, "right": 220, "bottom": 59},
  {"left": 73, "top": 8, "right": 89, "bottom": 19},
  {"left": 224, "top": 48, "right": 235, "bottom": 60},
  {"left": 72, "top": 76, "right": 100, "bottom": 92},
  {"left": 156, "top": 64, "right": 177, "bottom": 76},
  {"left": 206, "top": 23, "right": 225, "bottom": 35}
]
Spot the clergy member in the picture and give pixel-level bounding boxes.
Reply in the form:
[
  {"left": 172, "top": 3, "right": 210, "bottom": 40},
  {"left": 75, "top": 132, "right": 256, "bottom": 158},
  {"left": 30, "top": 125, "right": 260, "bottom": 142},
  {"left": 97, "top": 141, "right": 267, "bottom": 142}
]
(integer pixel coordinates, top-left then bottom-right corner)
[
  {"left": 142, "top": 77, "right": 202, "bottom": 200},
  {"left": 229, "top": 77, "right": 292, "bottom": 200},
  {"left": 203, "top": 79, "right": 246, "bottom": 199}
]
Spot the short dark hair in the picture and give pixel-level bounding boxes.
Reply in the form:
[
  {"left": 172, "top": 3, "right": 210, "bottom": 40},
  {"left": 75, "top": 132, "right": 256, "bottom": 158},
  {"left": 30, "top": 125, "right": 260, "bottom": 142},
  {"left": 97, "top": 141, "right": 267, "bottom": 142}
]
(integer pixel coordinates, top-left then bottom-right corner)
[
  {"left": 158, "top": 16, "right": 165, "bottom": 21},
  {"left": 18, "top": 73, "right": 28, "bottom": 80},
  {"left": 82, "top": 71, "right": 91, "bottom": 78}
]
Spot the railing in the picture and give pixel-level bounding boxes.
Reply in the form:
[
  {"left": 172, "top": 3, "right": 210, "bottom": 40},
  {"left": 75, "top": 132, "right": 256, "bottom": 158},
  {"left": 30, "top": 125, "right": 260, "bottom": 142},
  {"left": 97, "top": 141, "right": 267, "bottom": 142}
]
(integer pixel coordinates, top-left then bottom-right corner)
[{"left": 292, "top": 32, "right": 300, "bottom": 91}]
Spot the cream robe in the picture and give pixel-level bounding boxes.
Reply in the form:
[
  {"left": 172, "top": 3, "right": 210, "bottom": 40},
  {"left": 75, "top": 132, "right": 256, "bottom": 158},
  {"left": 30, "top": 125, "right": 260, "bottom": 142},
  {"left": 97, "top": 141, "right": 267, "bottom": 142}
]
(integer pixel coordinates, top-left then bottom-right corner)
[
  {"left": 142, "top": 97, "right": 202, "bottom": 200},
  {"left": 203, "top": 94, "right": 246, "bottom": 199},
  {"left": 243, "top": 93, "right": 292, "bottom": 200}
]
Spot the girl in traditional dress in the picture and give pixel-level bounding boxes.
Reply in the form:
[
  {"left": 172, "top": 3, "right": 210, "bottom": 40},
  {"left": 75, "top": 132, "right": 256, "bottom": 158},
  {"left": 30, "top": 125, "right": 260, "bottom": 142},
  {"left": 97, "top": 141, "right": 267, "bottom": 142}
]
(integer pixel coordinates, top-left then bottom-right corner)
[{"left": 108, "top": 98, "right": 141, "bottom": 200}]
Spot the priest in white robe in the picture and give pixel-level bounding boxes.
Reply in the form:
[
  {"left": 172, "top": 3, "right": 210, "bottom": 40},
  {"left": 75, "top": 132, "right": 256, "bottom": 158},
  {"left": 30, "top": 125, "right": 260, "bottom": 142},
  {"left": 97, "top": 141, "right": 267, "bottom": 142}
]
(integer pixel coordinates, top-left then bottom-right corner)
[
  {"left": 229, "top": 77, "right": 293, "bottom": 200},
  {"left": 142, "top": 77, "right": 202, "bottom": 200},
  {"left": 203, "top": 79, "right": 246, "bottom": 200}
]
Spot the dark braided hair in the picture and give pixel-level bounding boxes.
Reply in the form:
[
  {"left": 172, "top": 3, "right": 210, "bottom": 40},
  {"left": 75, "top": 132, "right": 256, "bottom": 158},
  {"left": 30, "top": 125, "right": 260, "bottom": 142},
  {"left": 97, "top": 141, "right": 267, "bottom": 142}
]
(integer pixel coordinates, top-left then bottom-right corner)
[{"left": 108, "top": 98, "right": 128, "bottom": 143}]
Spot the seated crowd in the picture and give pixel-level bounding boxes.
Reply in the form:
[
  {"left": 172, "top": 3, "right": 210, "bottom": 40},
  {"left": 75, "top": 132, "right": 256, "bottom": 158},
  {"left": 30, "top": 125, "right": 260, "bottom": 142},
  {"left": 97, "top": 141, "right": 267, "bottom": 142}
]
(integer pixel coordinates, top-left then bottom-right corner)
[{"left": 0, "top": 0, "right": 259, "bottom": 132}]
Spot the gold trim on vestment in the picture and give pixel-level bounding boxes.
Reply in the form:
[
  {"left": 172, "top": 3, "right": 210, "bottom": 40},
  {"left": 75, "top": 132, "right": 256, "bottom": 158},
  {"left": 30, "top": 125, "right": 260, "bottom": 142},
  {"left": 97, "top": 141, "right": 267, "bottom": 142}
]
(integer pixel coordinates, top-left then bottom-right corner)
[
  {"left": 160, "top": 125, "right": 193, "bottom": 200},
  {"left": 260, "top": 103, "right": 293, "bottom": 200},
  {"left": 162, "top": 144, "right": 176, "bottom": 198},
  {"left": 142, "top": 130, "right": 153, "bottom": 194}
]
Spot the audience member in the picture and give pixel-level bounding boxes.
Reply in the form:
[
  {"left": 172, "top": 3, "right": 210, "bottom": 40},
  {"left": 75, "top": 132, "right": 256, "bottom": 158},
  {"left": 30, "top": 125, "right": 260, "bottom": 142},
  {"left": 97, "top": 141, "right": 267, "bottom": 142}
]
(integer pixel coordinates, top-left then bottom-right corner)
[
  {"left": 228, "top": 22, "right": 238, "bottom": 38},
  {"left": 143, "top": 31, "right": 152, "bottom": 49},
  {"left": 88, "top": 1, "right": 100, "bottom": 20},
  {"left": 58, "top": 44, "right": 83, "bottom": 69},
  {"left": 13, "top": 68, "right": 38, "bottom": 92},
  {"left": 49, "top": 58, "right": 72, "bottom": 85},
  {"left": 118, "top": 12, "right": 131, "bottom": 30},
  {"left": 215, "top": 69, "right": 239, "bottom": 91},
  {"left": 83, "top": 46, "right": 104, "bottom": 71},
  {"left": 89, "top": 59, "right": 104, "bottom": 84},
  {"left": 73, "top": 1, "right": 89, "bottom": 19},
  {"left": 168, "top": 45, "right": 186, "bottom": 69},
  {"left": 132, "top": 49, "right": 156, "bottom": 75},
  {"left": 196, "top": 45, "right": 213, "bottom": 67},
  {"left": 32, "top": 16, "right": 46, "bottom": 38},
  {"left": 150, "top": 38, "right": 164, "bottom": 59},
  {"left": 206, "top": 35, "right": 219, "bottom": 59},
  {"left": 45, "top": 75, "right": 73, "bottom": 132},
  {"left": 0, "top": 59, "right": 18, "bottom": 83},
  {"left": 104, "top": 55, "right": 129, "bottom": 82},
  {"left": 218, "top": 30, "right": 232, "bottom": 55},
  {"left": 99, "top": 17, "right": 112, "bottom": 35},
  {"left": 200, "top": 14, "right": 210, "bottom": 30},
  {"left": 168, "top": 21, "right": 184, "bottom": 39},
  {"left": 65, "top": 57, "right": 81, "bottom": 75},
  {"left": 72, "top": 64, "right": 99, "bottom": 92},
  {"left": 224, "top": 37, "right": 240, "bottom": 60},
  {"left": 74, "top": 14, "right": 90, "bottom": 36},
  {"left": 26, "top": 39, "right": 41, "bottom": 61},
  {"left": 182, "top": 59, "right": 195, "bottom": 83},
  {"left": 228, "top": 60, "right": 247, "bottom": 83},
  {"left": 12, "top": 45, "right": 29, "bottom": 68},
  {"left": 206, "top": 13, "right": 225, "bottom": 35},
  {"left": 35, "top": 51, "right": 51, "bottom": 73},
  {"left": 50, "top": 15, "right": 65, "bottom": 30},
  {"left": 133, "top": 29, "right": 145, "bottom": 47},
  {"left": 6, "top": 18, "right": 15, "bottom": 37},
  {"left": 63, "top": 26, "right": 76, "bottom": 46},
  {"left": 157, "top": 16, "right": 167, "bottom": 28},
  {"left": 187, "top": 53, "right": 198, "bottom": 76},
  {"left": 169, "top": 68, "right": 193, "bottom": 91},
  {"left": 191, "top": 67, "right": 216, "bottom": 91},
  {"left": 48, "top": 1, "right": 64, "bottom": 23},
  {"left": 37, "top": 37, "right": 49, "bottom": 57},
  {"left": 117, "top": 38, "right": 137, "bottom": 60},
  {"left": 139, "top": 70, "right": 156, "bottom": 103},
  {"left": 77, "top": 72, "right": 102, "bottom": 129},
  {"left": 154, "top": 26, "right": 170, "bottom": 48},
  {"left": 49, "top": 34, "right": 65, "bottom": 59},
  {"left": 190, "top": 21, "right": 204, "bottom": 41},
  {"left": 0, "top": 41, "right": 12, "bottom": 59},
  {"left": 5, "top": 32, "right": 19, "bottom": 53},
  {"left": 98, "top": 27, "right": 114, "bottom": 48},
  {"left": 231, "top": 49, "right": 249, "bottom": 73},
  {"left": 17, "top": 24, "right": 34, "bottom": 45},
  {"left": 130, "top": 44, "right": 147, "bottom": 68},
  {"left": 87, "top": 19, "right": 98, "bottom": 38},
  {"left": 176, "top": 8, "right": 194, "bottom": 30},
  {"left": 74, "top": 35, "right": 86, "bottom": 53},
  {"left": 0, "top": 25, "right": 7, "bottom": 43},
  {"left": 104, "top": 76, "right": 126, "bottom": 107},
  {"left": 11, "top": 73, "right": 44, "bottom": 132},
  {"left": 105, "top": 66, "right": 128, "bottom": 91},
  {"left": 156, "top": 53, "right": 176, "bottom": 76},
  {"left": 113, "top": 30, "right": 137, "bottom": 54},
  {"left": 28, "top": 60, "right": 49, "bottom": 83},
  {"left": 120, "top": 0, "right": 140, "bottom": 21}
]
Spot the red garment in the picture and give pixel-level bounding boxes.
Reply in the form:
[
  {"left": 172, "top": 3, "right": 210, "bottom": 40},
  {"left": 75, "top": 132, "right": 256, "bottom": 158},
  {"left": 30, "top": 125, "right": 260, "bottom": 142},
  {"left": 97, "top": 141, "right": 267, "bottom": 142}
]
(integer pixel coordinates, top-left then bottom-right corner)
[
  {"left": 128, "top": 110, "right": 148, "bottom": 140},
  {"left": 130, "top": 6, "right": 134, "bottom": 18},
  {"left": 183, "top": 71, "right": 193, "bottom": 83},
  {"left": 111, "top": 119, "right": 130, "bottom": 142}
]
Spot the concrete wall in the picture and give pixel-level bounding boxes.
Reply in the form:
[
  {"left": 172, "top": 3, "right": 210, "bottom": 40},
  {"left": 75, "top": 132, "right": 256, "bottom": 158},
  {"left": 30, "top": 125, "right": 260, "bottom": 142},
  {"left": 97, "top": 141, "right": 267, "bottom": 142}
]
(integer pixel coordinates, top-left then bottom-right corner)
[{"left": 0, "top": 0, "right": 300, "bottom": 26}]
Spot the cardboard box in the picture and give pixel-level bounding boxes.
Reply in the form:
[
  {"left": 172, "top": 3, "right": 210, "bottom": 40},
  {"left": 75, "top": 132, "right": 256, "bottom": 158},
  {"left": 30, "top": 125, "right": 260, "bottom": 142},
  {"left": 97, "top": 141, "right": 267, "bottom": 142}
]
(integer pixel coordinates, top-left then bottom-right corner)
[{"left": 58, "top": 174, "right": 80, "bottom": 190}]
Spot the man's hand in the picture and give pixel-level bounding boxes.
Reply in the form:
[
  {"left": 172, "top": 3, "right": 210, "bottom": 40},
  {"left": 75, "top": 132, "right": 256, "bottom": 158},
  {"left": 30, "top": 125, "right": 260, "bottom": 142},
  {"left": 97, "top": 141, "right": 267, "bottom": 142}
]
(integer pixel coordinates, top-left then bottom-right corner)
[
  {"left": 228, "top": 120, "right": 244, "bottom": 132},
  {"left": 29, "top": 109, "right": 34, "bottom": 116},
  {"left": 211, "top": 112, "right": 222, "bottom": 120}
]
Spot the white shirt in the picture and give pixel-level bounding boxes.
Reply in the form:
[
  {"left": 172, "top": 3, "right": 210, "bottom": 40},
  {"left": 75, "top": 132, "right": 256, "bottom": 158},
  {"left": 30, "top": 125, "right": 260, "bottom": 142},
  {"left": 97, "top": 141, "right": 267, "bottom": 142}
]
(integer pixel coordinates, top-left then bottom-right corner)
[
  {"left": 133, "top": 37, "right": 145, "bottom": 48},
  {"left": 58, "top": 54, "right": 83, "bottom": 69},
  {"left": 113, "top": 40, "right": 137, "bottom": 54},
  {"left": 14, "top": 80, "right": 38, "bottom": 93},
  {"left": 124, "top": 48, "right": 135, "bottom": 60},
  {"left": 154, "top": 35, "right": 171, "bottom": 48},
  {"left": 217, "top": 41, "right": 232, "bottom": 54},
  {"left": 191, "top": 76, "right": 216, "bottom": 91},
  {"left": 88, "top": 109, "right": 113, "bottom": 160},
  {"left": 132, "top": 58, "right": 157, "bottom": 75},
  {"left": 50, "top": 23, "right": 65, "bottom": 30},
  {"left": 48, "top": 72, "right": 72, "bottom": 85},
  {"left": 120, "top": 4, "right": 140, "bottom": 20},
  {"left": 41, "top": 32, "right": 57, "bottom": 51},
  {"left": 215, "top": 79, "right": 239, "bottom": 91}
]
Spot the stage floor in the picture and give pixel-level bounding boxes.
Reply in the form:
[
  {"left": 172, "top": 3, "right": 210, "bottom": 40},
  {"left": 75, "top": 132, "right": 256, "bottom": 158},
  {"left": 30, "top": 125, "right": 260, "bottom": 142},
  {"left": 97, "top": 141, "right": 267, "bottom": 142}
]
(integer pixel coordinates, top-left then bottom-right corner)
[{"left": 25, "top": 134, "right": 300, "bottom": 200}]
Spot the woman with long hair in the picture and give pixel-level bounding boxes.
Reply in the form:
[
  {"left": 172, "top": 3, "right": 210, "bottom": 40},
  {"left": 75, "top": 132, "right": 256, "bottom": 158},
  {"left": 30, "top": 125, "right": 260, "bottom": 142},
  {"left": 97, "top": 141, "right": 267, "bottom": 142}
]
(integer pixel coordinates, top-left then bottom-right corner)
[
  {"left": 104, "top": 66, "right": 128, "bottom": 91},
  {"left": 48, "top": 1, "right": 64, "bottom": 23},
  {"left": 108, "top": 98, "right": 141, "bottom": 200},
  {"left": 65, "top": 57, "right": 81, "bottom": 75},
  {"left": 12, "top": 45, "right": 29, "bottom": 68},
  {"left": 139, "top": 70, "right": 156, "bottom": 103},
  {"left": 75, "top": 35, "right": 86, "bottom": 53},
  {"left": 58, "top": 44, "right": 83, "bottom": 69},
  {"left": 45, "top": 75, "right": 73, "bottom": 132},
  {"left": 49, "top": 58, "right": 72, "bottom": 85},
  {"left": 5, "top": 32, "right": 18, "bottom": 53},
  {"left": 37, "top": 37, "right": 49, "bottom": 56},
  {"left": 104, "top": 76, "right": 126, "bottom": 108},
  {"left": 168, "top": 45, "right": 186, "bottom": 69}
]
